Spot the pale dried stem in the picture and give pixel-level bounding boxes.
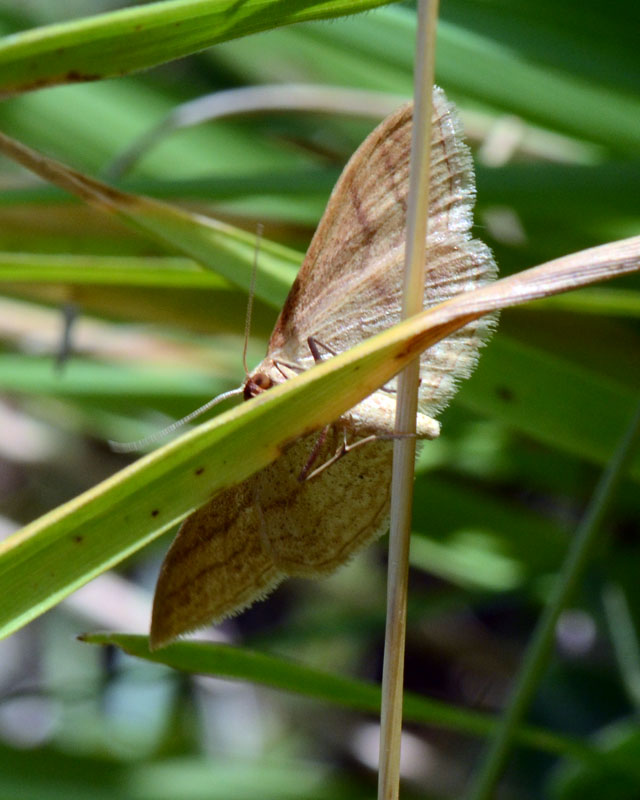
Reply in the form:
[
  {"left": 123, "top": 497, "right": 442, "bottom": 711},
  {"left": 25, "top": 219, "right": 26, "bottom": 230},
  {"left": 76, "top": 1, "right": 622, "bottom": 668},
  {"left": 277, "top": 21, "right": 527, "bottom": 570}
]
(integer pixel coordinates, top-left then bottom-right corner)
[
  {"left": 106, "top": 85, "right": 408, "bottom": 179},
  {"left": 378, "top": 2, "right": 440, "bottom": 799}
]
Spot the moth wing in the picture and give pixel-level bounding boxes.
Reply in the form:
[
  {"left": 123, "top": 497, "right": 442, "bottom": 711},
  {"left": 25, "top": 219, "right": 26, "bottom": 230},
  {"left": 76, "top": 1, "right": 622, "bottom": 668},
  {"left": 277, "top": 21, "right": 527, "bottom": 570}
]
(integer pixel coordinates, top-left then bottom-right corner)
[
  {"left": 150, "top": 475, "right": 283, "bottom": 649},
  {"left": 150, "top": 425, "right": 393, "bottom": 648},
  {"left": 266, "top": 87, "right": 497, "bottom": 417},
  {"left": 417, "top": 235, "right": 497, "bottom": 416},
  {"left": 258, "top": 425, "right": 394, "bottom": 575}
]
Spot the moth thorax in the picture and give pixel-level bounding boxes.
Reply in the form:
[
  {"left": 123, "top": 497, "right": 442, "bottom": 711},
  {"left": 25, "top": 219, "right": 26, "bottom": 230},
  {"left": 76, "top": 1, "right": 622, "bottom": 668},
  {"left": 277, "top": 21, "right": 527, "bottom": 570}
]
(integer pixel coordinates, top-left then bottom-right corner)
[{"left": 243, "top": 371, "right": 274, "bottom": 400}]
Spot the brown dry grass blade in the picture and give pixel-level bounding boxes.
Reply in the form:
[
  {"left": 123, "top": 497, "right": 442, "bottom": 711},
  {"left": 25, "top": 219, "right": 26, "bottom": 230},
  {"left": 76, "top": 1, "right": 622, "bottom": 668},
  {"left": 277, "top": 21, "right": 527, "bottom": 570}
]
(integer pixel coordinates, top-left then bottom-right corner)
[
  {"left": 413, "top": 235, "right": 640, "bottom": 350},
  {"left": 0, "top": 129, "right": 298, "bottom": 305}
]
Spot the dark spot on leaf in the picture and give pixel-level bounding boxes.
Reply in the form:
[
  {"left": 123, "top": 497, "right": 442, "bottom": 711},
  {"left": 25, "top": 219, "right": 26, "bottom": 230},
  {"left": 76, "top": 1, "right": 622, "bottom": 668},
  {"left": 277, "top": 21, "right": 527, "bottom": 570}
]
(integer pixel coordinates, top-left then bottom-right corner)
[
  {"left": 194, "top": 467, "right": 205, "bottom": 476},
  {"left": 496, "top": 386, "right": 515, "bottom": 402},
  {"left": 72, "top": 535, "right": 84, "bottom": 543},
  {"left": 151, "top": 509, "right": 159, "bottom": 517},
  {"left": 65, "top": 70, "right": 100, "bottom": 84}
]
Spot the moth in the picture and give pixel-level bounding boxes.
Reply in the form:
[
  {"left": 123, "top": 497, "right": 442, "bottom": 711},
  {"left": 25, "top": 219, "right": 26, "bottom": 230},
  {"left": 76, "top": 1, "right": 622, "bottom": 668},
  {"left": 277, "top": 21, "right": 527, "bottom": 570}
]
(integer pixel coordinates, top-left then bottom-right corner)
[{"left": 150, "top": 87, "right": 497, "bottom": 649}]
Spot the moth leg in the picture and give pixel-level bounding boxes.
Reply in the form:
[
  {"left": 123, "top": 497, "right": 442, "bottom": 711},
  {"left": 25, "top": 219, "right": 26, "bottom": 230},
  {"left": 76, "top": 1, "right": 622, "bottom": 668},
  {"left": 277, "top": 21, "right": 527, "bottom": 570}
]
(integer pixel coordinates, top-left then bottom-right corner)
[
  {"left": 379, "top": 377, "right": 422, "bottom": 395},
  {"left": 307, "top": 336, "right": 338, "bottom": 362},
  {"left": 271, "top": 339, "right": 339, "bottom": 383},
  {"left": 300, "top": 401, "right": 440, "bottom": 482},
  {"left": 272, "top": 359, "right": 302, "bottom": 381},
  {"left": 350, "top": 396, "right": 440, "bottom": 440},
  {"left": 297, "top": 425, "right": 331, "bottom": 481},
  {"left": 303, "top": 430, "right": 429, "bottom": 482},
  {"left": 303, "top": 429, "right": 370, "bottom": 481},
  {"left": 378, "top": 411, "right": 440, "bottom": 440}
]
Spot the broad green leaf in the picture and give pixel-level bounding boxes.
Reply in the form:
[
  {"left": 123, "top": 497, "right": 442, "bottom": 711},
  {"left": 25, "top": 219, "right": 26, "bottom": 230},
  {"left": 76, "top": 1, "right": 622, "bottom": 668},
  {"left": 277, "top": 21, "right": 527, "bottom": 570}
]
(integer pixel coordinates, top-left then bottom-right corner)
[
  {"left": 0, "top": 291, "right": 465, "bottom": 642},
  {"left": 529, "top": 288, "right": 640, "bottom": 318},
  {"left": 457, "top": 336, "right": 640, "bottom": 473},
  {"left": 0, "top": 354, "right": 227, "bottom": 399},
  {"left": 2, "top": 252, "right": 637, "bottom": 317},
  {"left": 0, "top": 251, "right": 281, "bottom": 335},
  {"left": 211, "top": 6, "right": 640, "bottom": 152},
  {"left": 0, "top": 741, "right": 357, "bottom": 800},
  {"left": 0, "top": 0, "right": 400, "bottom": 96}
]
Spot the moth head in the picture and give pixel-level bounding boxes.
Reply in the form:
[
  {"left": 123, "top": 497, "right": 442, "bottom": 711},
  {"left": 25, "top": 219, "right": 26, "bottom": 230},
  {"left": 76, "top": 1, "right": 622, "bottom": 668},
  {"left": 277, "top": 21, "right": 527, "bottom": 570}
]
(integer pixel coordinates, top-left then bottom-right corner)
[{"left": 243, "top": 371, "right": 274, "bottom": 400}]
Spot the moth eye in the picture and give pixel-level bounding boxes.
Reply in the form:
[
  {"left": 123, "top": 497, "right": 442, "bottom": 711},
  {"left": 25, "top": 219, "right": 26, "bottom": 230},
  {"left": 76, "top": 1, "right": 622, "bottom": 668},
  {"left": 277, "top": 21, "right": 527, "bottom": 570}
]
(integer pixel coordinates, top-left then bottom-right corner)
[
  {"left": 256, "top": 373, "right": 274, "bottom": 390},
  {"left": 243, "top": 372, "right": 274, "bottom": 400}
]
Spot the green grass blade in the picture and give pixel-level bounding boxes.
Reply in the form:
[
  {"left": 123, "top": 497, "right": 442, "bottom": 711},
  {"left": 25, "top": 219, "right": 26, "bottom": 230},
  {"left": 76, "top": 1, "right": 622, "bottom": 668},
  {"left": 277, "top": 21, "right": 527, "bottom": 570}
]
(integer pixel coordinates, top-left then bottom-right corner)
[
  {"left": 0, "top": 252, "right": 232, "bottom": 288},
  {"left": 0, "top": 0, "right": 400, "bottom": 96},
  {"left": 82, "top": 632, "right": 595, "bottom": 762},
  {"left": 112, "top": 197, "right": 299, "bottom": 307}
]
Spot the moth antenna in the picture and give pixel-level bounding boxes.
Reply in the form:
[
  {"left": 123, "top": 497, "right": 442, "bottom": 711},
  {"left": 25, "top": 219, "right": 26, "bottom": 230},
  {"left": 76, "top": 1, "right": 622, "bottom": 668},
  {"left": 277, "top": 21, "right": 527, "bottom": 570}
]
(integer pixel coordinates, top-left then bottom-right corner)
[
  {"left": 111, "top": 225, "right": 268, "bottom": 454},
  {"left": 109, "top": 385, "right": 244, "bottom": 454},
  {"left": 111, "top": 226, "right": 265, "bottom": 454},
  {"left": 242, "top": 223, "right": 263, "bottom": 377}
]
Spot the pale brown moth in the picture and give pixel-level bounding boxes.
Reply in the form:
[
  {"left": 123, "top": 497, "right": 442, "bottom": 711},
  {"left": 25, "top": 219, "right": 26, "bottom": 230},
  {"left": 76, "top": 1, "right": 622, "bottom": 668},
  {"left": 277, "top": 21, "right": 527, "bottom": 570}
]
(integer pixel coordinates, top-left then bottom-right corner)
[{"left": 150, "top": 87, "right": 498, "bottom": 649}]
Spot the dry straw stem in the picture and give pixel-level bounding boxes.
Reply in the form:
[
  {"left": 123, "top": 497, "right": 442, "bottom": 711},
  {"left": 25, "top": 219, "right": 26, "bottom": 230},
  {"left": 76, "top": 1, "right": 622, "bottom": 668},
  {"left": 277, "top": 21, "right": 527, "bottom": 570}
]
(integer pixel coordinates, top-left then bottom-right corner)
[{"left": 379, "top": 2, "right": 440, "bottom": 799}]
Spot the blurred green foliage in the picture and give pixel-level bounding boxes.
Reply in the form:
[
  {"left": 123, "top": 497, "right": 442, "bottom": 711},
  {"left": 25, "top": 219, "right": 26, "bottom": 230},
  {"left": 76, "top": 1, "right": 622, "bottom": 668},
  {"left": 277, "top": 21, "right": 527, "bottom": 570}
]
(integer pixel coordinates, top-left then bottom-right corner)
[{"left": 0, "top": 1, "right": 638, "bottom": 798}]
